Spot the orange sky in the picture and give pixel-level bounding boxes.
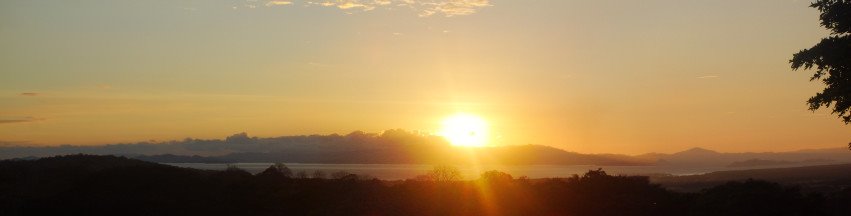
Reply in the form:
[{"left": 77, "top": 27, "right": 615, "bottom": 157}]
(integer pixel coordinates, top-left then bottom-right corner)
[{"left": 0, "top": 0, "right": 847, "bottom": 154}]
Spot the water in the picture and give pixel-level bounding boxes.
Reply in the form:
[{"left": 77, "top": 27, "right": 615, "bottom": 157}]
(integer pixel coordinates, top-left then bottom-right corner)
[{"left": 164, "top": 163, "right": 751, "bottom": 180}]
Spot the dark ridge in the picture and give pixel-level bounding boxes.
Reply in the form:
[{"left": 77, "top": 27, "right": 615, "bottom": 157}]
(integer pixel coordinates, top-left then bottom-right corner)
[
  {"left": 652, "top": 163, "right": 851, "bottom": 192},
  {"left": 1, "top": 155, "right": 851, "bottom": 216}
]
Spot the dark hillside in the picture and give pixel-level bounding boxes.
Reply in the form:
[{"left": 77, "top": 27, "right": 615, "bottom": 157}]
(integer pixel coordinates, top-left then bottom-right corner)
[
  {"left": 2, "top": 155, "right": 850, "bottom": 216},
  {"left": 652, "top": 163, "right": 851, "bottom": 192}
]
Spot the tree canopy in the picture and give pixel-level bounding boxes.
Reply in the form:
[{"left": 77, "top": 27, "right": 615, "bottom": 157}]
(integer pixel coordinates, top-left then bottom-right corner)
[{"left": 790, "top": 0, "right": 851, "bottom": 124}]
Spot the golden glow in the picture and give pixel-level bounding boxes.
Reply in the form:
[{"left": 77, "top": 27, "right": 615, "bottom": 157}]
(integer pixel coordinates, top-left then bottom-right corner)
[
  {"left": 3, "top": 1, "right": 850, "bottom": 154},
  {"left": 439, "top": 113, "right": 490, "bottom": 147}
]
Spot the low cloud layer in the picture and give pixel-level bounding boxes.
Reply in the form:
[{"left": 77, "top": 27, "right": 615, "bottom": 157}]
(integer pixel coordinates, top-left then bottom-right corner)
[
  {"left": 256, "top": 0, "right": 491, "bottom": 17},
  {"left": 0, "top": 130, "right": 449, "bottom": 159},
  {"left": 0, "top": 116, "right": 44, "bottom": 124}
]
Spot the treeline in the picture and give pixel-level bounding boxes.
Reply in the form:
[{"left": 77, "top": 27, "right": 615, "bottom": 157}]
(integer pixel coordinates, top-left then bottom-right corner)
[{"left": 1, "top": 155, "right": 850, "bottom": 216}]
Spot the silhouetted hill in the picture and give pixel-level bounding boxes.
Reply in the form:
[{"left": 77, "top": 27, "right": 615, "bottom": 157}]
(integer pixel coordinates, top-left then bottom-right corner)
[
  {"left": 725, "top": 158, "right": 836, "bottom": 167},
  {"left": 640, "top": 147, "right": 851, "bottom": 167},
  {"left": 472, "top": 145, "right": 649, "bottom": 165},
  {"left": 0, "top": 155, "right": 204, "bottom": 213},
  {"left": 2, "top": 155, "right": 850, "bottom": 216},
  {"left": 2, "top": 131, "right": 849, "bottom": 166},
  {"left": 0, "top": 130, "right": 646, "bottom": 165},
  {"left": 727, "top": 159, "right": 796, "bottom": 167},
  {"left": 678, "top": 147, "right": 719, "bottom": 155},
  {"left": 133, "top": 144, "right": 647, "bottom": 165},
  {"left": 133, "top": 154, "right": 230, "bottom": 163},
  {"left": 651, "top": 163, "right": 851, "bottom": 192},
  {"left": 0, "top": 154, "right": 169, "bottom": 172}
]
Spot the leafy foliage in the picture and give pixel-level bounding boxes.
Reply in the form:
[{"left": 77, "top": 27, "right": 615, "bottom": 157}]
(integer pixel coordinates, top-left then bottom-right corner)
[
  {"left": 427, "top": 165, "right": 462, "bottom": 182},
  {"left": 790, "top": 0, "right": 851, "bottom": 124}
]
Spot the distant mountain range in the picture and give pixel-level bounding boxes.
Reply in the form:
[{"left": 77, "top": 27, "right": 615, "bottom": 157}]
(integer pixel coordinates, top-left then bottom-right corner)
[
  {"left": 637, "top": 147, "right": 851, "bottom": 168},
  {"left": 130, "top": 144, "right": 650, "bottom": 165},
  {"left": 651, "top": 163, "right": 851, "bottom": 192},
  {"left": 2, "top": 130, "right": 850, "bottom": 166}
]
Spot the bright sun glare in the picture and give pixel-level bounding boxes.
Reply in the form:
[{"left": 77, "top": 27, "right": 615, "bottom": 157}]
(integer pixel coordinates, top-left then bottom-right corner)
[{"left": 439, "top": 113, "right": 490, "bottom": 147}]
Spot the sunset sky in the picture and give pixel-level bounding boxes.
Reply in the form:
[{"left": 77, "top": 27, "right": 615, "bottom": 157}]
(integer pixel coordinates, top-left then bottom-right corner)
[{"left": 1, "top": 0, "right": 847, "bottom": 154}]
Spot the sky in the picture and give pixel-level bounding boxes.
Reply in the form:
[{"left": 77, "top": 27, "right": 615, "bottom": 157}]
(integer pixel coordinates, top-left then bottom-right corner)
[{"left": 0, "top": 0, "right": 847, "bottom": 154}]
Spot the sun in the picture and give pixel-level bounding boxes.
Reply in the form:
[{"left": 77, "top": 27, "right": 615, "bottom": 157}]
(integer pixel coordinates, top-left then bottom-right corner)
[{"left": 438, "top": 113, "right": 490, "bottom": 147}]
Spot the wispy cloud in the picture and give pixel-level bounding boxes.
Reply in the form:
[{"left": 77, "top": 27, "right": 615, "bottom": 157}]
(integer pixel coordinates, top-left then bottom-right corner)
[
  {"left": 418, "top": 0, "right": 491, "bottom": 17},
  {"left": 19, "top": 92, "right": 39, "bottom": 96},
  {"left": 279, "top": 0, "right": 491, "bottom": 17},
  {"left": 0, "top": 116, "right": 45, "bottom": 124},
  {"left": 0, "top": 140, "right": 32, "bottom": 147},
  {"left": 266, "top": 1, "right": 293, "bottom": 6},
  {"left": 696, "top": 75, "right": 719, "bottom": 79}
]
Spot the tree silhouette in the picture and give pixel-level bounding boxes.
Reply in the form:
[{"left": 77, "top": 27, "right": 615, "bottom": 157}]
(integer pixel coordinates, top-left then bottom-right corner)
[
  {"left": 790, "top": 0, "right": 851, "bottom": 124},
  {"left": 427, "top": 165, "right": 461, "bottom": 182},
  {"left": 312, "top": 170, "right": 327, "bottom": 179},
  {"left": 257, "top": 163, "right": 293, "bottom": 178},
  {"left": 479, "top": 170, "right": 513, "bottom": 184},
  {"left": 295, "top": 170, "right": 308, "bottom": 179},
  {"left": 6, "top": 155, "right": 851, "bottom": 216},
  {"left": 274, "top": 162, "right": 293, "bottom": 177},
  {"left": 331, "top": 171, "right": 352, "bottom": 179}
]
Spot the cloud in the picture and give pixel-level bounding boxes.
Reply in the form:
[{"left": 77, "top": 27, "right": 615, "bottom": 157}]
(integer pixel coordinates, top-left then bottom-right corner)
[
  {"left": 19, "top": 92, "right": 39, "bottom": 96},
  {"left": 0, "top": 116, "right": 44, "bottom": 124},
  {"left": 339, "top": 2, "right": 375, "bottom": 10},
  {"left": 266, "top": 1, "right": 293, "bottom": 6},
  {"left": 308, "top": 0, "right": 375, "bottom": 10},
  {"left": 0, "top": 140, "right": 32, "bottom": 147},
  {"left": 419, "top": 0, "right": 491, "bottom": 17},
  {"left": 696, "top": 75, "right": 719, "bottom": 79},
  {"left": 289, "top": 0, "right": 491, "bottom": 17}
]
